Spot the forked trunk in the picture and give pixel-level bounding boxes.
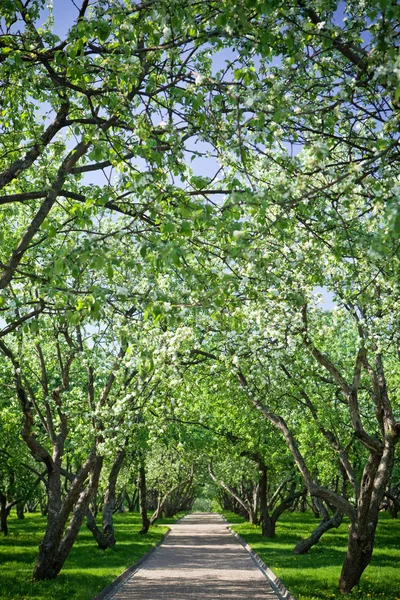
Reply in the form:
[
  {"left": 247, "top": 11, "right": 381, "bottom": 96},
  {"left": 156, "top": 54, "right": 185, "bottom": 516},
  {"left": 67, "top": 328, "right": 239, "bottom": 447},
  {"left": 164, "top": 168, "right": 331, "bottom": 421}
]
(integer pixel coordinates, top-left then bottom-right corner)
[
  {"left": 33, "top": 454, "right": 101, "bottom": 580},
  {"left": 86, "top": 449, "right": 125, "bottom": 549},
  {"left": 339, "top": 443, "right": 395, "bottom": 594},
  {"left": 258, "top": 465, "right": 303, "bottom": 538},
  {"left": 86, "top": 510, "right": 110, "bottom": 550},
  {"left": 50, "top": 458, "right": 102, "bottom": 576}
]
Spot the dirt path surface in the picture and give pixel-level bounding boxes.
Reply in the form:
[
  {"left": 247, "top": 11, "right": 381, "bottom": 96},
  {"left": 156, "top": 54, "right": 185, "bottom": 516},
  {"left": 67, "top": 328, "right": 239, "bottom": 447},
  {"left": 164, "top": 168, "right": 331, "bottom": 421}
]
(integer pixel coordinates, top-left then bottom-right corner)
[{"left": 107, "top": 513, "right": 284, "bottom": 599}]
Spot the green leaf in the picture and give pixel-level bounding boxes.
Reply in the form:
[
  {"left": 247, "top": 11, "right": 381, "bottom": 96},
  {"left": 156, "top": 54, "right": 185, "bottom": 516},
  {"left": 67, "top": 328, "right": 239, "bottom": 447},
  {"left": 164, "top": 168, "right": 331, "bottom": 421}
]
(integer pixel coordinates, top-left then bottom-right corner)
[
  {"left": 54, "top": 259, "right": 64, "bottom": 275},
  {"left": 161, "top": 222, "right": 176, "bottom": 234},
  {"left": 97, "top": 21, "right": 110, "bottom": 43},
  {"left": 180, "top": 221, "right": 192, "bottom": 236}
]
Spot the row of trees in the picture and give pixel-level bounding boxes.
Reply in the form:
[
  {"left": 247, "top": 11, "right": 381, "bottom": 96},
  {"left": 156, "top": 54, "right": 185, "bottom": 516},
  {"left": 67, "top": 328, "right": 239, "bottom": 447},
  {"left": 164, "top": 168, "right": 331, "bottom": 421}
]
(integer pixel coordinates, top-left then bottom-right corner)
[{"left": 1, "top": 0, "right": 399, "bottom": 595}]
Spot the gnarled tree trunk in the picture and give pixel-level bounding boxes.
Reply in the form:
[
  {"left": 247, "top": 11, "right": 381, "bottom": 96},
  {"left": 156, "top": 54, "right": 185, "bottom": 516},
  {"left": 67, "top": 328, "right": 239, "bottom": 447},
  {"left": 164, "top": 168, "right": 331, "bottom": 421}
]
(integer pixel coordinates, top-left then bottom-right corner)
[
  {"left": 294, "top": 507, "right": 343, "bottom": 554},
  {"left": 33, "top": 453, "right": 101, "bottom": 580},
  {"left": 86, "top": 509, "right": 110, "bottom": 550},
  {"left": 339, "top": 443, "right": 395, "bottom": 594}
]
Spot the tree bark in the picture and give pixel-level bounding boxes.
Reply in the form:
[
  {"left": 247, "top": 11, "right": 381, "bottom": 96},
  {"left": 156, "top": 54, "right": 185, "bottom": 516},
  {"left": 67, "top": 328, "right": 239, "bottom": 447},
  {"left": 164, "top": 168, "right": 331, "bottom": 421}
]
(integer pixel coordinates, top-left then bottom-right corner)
[
  {"left": 258, "top": 463, "right": 273, "bottom": 536},
  {"left": 338, "top": 442, "right": 395, "bottom": 594},
  {"left": 294, "top": 508, "right": 343, "bottom": 554},
  {"left": 85, "top": 447, "right": 126, "bottom": 550},
  {"left": 0, "top": 493, "right": 8, "bottom": 535},
  {"left": 384, "top": 489, "right": 400, "bottom": 518},
  {"left": 339, "top": 513, "right": 378, "bottom": 593},
  {"left": 126, "top": 489, "right": 138, "bottom": 512},
  {"left": 138, "top": 459, "right": 150, "bottom": 535},
  {"left": 16, "top": 502, "right": 25, "bottom": 519},
  {"left": 50, "top": 456, "right": 103, "bottom": 576},
  {"left": 101, "top": 447, "right": 126, "bottom": 545},
  {"left": 86, "top": 510, "right": 110, "bottom": 550},
  {"left": 33, "top": 452, "right": 100, "bottom": 580}
]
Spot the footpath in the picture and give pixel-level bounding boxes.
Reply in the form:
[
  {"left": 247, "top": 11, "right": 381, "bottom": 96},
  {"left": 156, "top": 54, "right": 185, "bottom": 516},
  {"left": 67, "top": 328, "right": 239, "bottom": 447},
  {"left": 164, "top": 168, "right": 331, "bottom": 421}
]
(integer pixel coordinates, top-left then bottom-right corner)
[{"left": 99, "top": 512, "right": 289, "bottom": 599}]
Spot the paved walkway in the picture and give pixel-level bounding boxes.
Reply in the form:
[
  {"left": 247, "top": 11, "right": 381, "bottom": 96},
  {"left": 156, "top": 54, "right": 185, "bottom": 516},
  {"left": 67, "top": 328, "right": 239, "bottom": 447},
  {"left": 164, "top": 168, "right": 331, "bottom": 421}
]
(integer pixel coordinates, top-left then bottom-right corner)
[{"left": 107, "top": 513, "right": 284, "bottom": 599}]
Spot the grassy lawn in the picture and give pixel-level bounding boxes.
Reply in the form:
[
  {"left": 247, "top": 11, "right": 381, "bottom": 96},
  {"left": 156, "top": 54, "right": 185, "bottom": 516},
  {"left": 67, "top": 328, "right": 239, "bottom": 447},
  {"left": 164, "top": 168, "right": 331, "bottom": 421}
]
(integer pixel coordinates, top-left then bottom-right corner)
[
  {"left": 221, "top": 511, "right": 400, "bottom": 600},
  {"left": 157, "top": 512, "right": 186, "bottom": 524},
  {"left": 0, "top": 512, "right": 169, "bottom": 600}
]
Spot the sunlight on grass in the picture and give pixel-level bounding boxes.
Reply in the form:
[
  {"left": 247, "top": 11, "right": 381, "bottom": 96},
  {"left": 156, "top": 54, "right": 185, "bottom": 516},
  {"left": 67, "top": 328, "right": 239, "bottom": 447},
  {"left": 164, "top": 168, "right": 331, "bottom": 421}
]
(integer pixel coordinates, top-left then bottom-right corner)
[
  {"left": 0, "top": 512, "right": 168, "bottom": 600},
  {"left": 221, "top": 511, "right": 400, "bottom": 600}
]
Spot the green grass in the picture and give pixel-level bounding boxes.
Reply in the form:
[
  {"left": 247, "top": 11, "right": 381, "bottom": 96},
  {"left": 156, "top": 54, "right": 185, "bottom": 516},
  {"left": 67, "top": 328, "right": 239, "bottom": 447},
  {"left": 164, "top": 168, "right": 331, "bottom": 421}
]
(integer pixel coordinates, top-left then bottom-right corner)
[
  {"left": 156, "top": 512, "right": 186, "bottom": 525},
  {"left": 220, "top": 511, "right": 400, "bottom": 600},
  {"left": 0, "top": 512, "right": 168, "bottom": 600}
]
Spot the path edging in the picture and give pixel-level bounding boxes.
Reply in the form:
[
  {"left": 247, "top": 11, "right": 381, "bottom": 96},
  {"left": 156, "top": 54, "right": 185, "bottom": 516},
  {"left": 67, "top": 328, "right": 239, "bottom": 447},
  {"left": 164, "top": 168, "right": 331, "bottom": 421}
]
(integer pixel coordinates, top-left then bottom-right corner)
[
  {"left": 91, "top": 527, "right": 171, "bottom": 600},
  {"left": 220, "top": 515, "right": 296, "bottom": 600}
]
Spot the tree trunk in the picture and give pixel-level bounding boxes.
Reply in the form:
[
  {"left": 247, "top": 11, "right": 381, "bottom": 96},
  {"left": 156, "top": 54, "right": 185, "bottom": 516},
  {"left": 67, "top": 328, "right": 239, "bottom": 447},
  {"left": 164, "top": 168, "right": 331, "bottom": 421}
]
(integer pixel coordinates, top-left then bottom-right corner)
[
  {"left": 33, "top": 465, "right": 64, "bottom": 579},
  {"left": 102, "top": 448, "right": 125, "bottom": 545},
  {"left": 90, "top": 495, "right": 99, "bottom": 518},
  {"left": 309, "top": 496, "right": 321, "bottom": 518},
  {"left": 258, "top": 464, "right": 304, "bottom": 539},
  {"left": 85, "top": 449, "right": 125, "bottom": 549},
  {"left": 126, "top": 489, "right": 138, "bottom": 512},
  {"left": 339, "top": 443, "right": 395, "bottom": 594},
  {"left": 46, "top": 456, "right": 102, "bottom": 578},
  {"left": 33, "top": 453, "right": 100, "bottom": 580},
  {"left": 26, "top": 500, "right": 39, "bottom": 513},
  {"left": 86, "top": 509, "right": 110, "bottom": 550},
  {"left": 138, "top": 459, "right": 150, "bottom": 535},
  {"left": 294, "top": 509, "right": 343, "bottom": 554},
  {"left": 258, "top": 463, "right": 274, "bottom": 537},
  {"left": 16, "top": 502, "right": 25, "bottom": 519},
  {"left": 250, "top": 483, "right": 259, "bottom": 525},
  {"left": 40, "top": 498, "right": 48, "bottom": 516},
  {"left": 248, "top": 505, "right": 257, "bottom": 524},
  {"left": 116, "top": 492, "right": 125, "bottom": 512},
  {"left": 385, "top": 491, "right": 399, "bottom": 518},
  {"left": 388, "top": 500, "right": 399, "bottom": 519},
  {"left": 339, "top": 513, "right": 378, "bottom": 594},
  {"left": 0, "top": 492, "right": 8, "bottom": 535}
]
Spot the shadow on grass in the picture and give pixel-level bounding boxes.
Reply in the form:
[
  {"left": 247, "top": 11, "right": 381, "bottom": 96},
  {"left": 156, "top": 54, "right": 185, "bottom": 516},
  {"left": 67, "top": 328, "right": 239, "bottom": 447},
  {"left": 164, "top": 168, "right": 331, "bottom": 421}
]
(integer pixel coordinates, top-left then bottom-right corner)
[
  {"left": 218, "top": 510, "right": 247, "bottom": 524},
  {"left": 231, "top": 512, "right": 400, "bottom": 600},
  {"left": 0, "top": 512, "right": 167, "bottom": 600}
]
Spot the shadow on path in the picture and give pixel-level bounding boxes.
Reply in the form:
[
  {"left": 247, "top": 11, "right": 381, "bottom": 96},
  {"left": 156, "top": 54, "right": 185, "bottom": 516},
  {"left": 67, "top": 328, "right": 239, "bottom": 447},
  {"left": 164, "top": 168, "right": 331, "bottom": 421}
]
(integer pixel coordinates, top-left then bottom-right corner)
[{"left": 107, "top": 513, "right": 285, "bottom": 600}]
